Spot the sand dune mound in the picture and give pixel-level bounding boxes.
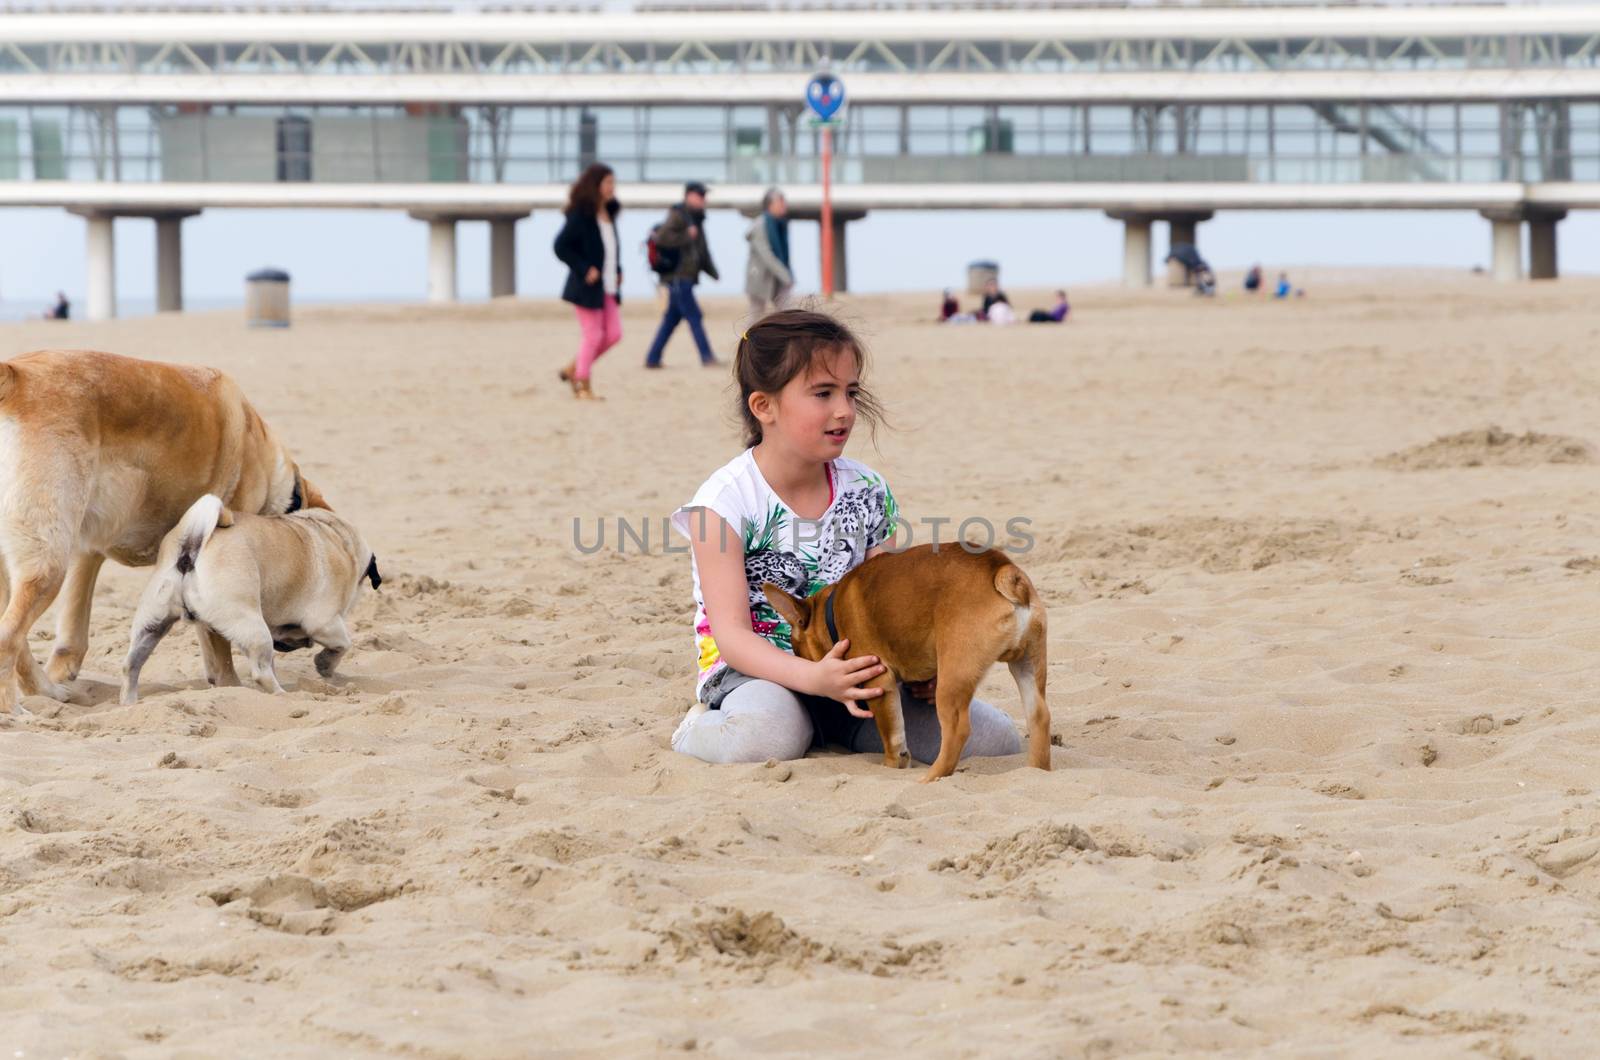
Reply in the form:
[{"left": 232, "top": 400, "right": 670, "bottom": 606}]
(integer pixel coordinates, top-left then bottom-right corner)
[
  {"left": 661, "top": 908, "right": 943, "bottom": 977},
  {"left": 1379, "top": 427, "right": 1594, "bottom": 470},
  {"left": 664, "top": 909, "right": 814, "bottom": 967},
  {"left": 931, "top": 822, "right": 1099, "bottom": 881}
]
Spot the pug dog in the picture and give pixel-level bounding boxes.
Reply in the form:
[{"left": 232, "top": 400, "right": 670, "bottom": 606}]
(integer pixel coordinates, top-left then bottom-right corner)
[{"left": 120, "top": 493, "right": 380, "bottom": 704}]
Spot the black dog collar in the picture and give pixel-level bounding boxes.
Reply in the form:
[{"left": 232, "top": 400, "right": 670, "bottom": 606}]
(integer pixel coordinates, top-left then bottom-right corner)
[{"left": 824, "top": 591, "right": 840, "bottom": 646}]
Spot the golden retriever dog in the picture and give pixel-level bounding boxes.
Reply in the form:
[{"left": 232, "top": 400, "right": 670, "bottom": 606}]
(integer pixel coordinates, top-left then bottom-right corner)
[
  {"left": 120, "top": 494, "right": 379, "bottom": 704},
  {"left": 0, "top": 349, "right": 325, "bottom": 714}
]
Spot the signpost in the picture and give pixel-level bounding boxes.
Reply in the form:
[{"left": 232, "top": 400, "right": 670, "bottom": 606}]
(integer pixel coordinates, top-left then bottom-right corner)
[{"left": 805, "top": 73, "right": 845, "bottom": 298}]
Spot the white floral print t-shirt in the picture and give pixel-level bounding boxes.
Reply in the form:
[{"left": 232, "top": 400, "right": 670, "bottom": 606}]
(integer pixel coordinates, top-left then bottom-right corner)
[{"left": 670, "top": 449, "right": 899, "bottom": 699}]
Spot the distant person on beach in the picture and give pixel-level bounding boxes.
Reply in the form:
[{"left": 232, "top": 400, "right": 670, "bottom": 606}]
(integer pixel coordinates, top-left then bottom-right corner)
[
  {"left": 979, "top": 278, "right": 1008, "bottom": 321},
  {"left": 45, "top": 291, "right": 69, "bottom": 320},
  {"left": 1244, "top": 265, "right": 1263, "bottom": 293},
  {"left": 1166, "top": 243, "right": 1212, "bottom": 289},
  {"left": 745, "top": 188, "right": 793, "bottom": 317},
  {"left": 645, "top": 180, "right": 722, "bottom": 369},
  {"left": 940, "top": 290, "right": 978, "bottom": 324},
  {"left": 1028, "top": 290, "right": 1069, "bottom": 323},
  {"left": 1275, "top": 272, "right": 1292, "bottom": 298},
  {"left": 986, "top": 297, "right": 1016, "bottom": 326},
  {"left": 553, "top": 162, "right": 624, "bottom": 401}
]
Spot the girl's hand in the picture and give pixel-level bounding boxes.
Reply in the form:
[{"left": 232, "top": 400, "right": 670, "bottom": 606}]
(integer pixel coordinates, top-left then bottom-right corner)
[
  {"left": 585, "top": 266, "right": 600, "bottom": 284},
  {"left": 811, "top": 639, "right": 885, "bottom": 718},
  {"left": 906, "top": 677, "right": 937, "bottom": 701}
]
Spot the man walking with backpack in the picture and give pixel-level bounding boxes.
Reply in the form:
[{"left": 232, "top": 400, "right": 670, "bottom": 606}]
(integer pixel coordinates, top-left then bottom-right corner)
[{"left": 645, "top": 181, "right": 722, "bottom": 368}]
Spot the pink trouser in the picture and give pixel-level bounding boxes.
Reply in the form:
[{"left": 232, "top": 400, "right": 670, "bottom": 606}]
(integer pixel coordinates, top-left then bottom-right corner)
[{"left": 574, "top": 295, "right": 622, "bottom": 380}]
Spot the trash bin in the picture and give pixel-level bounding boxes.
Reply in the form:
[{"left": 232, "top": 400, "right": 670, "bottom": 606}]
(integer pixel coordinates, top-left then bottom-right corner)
[
  {"left": 245, "top": 268, "right": 290, "bottom": 328},
  {"left": 967, "top": 260, "right": 999, "bottom": 295}
]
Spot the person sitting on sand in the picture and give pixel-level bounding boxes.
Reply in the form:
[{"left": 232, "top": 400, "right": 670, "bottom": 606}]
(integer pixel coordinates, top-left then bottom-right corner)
[
  {"left": 986, "top": 297, "right": 1016, "bottom": 326},
  {"left": 668, "top": 308, "right": 1022, "bottom": 765},
  {"left": 1028, "top": 290, "right": 1069, "bottom": 323},
  {"left": 938, "top": 289, "right": 959, "bottom": 322},
  {"left": 1244, "top": 265, "right": 1263, "bottom": 293},
  {"left": 979, "top": 278, "right": 1008, "bottom": 321},
  {"left": 45, "top": 291, "right": 69, "bottom": 320},
  {"left": 1275, "top": 272, "right": 1292, "bottom": 299}
]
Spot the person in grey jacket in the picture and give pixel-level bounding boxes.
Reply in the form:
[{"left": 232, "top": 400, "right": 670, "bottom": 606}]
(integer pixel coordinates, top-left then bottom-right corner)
[
  {"left": 645, "top": 181, "right": 721, "bottom": 368},
  {"left": 745, "top": 188, "right": 793, "bottom": 317}
]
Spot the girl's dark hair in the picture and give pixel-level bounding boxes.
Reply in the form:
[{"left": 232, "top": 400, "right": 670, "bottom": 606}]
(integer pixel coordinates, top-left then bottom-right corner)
[
  {"left": 733, "top": 308, "right": 887, "bottom": 449},
  {"left": 565, "top": 162, "right": 614, "bottom": 216}
]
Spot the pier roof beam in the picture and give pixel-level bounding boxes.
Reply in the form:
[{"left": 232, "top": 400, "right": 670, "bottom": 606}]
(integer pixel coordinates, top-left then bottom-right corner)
[
  {"left": 5, "top": 8, "right": 1600, "bottom": 47},
  {"left": 9, "top": 182, "right": 1561, "bottom": 215},
  {"left": 5, "top": 69, "right": 1597, "bottom": 107}
]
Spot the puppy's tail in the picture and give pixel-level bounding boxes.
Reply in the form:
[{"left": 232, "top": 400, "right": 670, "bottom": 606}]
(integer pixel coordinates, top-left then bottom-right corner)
[
  {"left": 132, "top": 494, "right": 232, "bottom": 637},
  {"left": 174, "top": 494, "right": 234, "bottom": 575},
  {"left": 994, "top": 563, "right": 1033, "bottom": 608}
]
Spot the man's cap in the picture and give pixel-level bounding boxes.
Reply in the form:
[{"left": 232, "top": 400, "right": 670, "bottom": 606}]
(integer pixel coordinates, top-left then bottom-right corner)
[{"left": 684, "top": 180, "right": 709, "bottom": 196}]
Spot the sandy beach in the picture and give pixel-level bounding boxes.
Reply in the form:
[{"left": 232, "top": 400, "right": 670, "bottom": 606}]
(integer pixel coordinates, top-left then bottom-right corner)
[{"left": 4, "top": 274, "right": 1600, "bottom": 1057}]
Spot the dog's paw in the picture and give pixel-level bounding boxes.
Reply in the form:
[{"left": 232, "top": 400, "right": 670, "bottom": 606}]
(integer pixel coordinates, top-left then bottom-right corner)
[
  {"left": 45, "top": 650, "right": 83, "bottom": 685},
  {"left": 36, "top": 680, "right": 77, "bottom": 705}
]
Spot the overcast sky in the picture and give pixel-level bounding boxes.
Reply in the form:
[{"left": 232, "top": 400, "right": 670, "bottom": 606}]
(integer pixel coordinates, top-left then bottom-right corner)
[{"left": 3, "top": 205, "right": 1597, "bottom": 317}]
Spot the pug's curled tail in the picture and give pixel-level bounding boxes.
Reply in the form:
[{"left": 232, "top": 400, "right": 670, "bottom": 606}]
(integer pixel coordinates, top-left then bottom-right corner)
[{"left": 174, "top": 494, "right": 234, "bottom": 574}]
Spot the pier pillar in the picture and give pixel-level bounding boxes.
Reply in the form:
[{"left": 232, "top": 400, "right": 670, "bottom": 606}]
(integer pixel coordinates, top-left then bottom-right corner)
[
  {"left": 786, "top": 207, "right": 867, "bottom": 294},
  {"left": 1109, "top": 212, "right": 1152, "bottom": 288},
  {"left": 828, "top": 212, "right": 852, "bottom": 293},
  {"left": 153, "top": 211, "right": 199, "bottom": 313},
  {"left": 1528, "top": 209, "right": 1565, "bottom": 281},
  {"left": 83, "top": 212, "right": 116, "bottom": 321},
  {"left": 413, "top": 211, "right": 528, "bottom": 303},
  {"left": 424, "top": 216, "right": 458, "bottom": 303},
  {"left": 489, "top": 216, "right": 519, "bottom": 298},
  {"left": 74, "top": 208, "right": 204, "bottom": 319},
  {"left": 1482, "top": 210, "right": 1524, "bottom": 283}
]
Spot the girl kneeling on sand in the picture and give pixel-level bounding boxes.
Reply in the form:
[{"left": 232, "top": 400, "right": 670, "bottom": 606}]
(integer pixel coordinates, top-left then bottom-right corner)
[
  {"left": 668, "top": 309, "right": 1021, "bottom": 764},
  {"left": 554, "top": 163, "right": 623, "bottom": 400}
]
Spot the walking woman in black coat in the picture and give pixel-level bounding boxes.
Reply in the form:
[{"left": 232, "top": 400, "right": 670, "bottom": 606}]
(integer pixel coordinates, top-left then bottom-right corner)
[{"left": 553, "top": 163, "right": 623, "bottom": 400}]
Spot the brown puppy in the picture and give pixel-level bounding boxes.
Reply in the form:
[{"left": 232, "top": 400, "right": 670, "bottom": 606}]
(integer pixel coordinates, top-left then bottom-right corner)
[
  {"left": 0, "top": 349, "right": 324, "bottom": 713},
  {"left": 120, "top": 495, "right": 379, "bottom": 704},
  {"left": 763, "top": 543, "right": 1051, "bottom": 783}
]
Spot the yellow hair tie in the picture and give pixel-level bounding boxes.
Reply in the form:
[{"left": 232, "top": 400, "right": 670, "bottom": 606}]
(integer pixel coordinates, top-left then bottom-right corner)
[{"left": 740, "top": 330, "right": 749, "bottom": 342}]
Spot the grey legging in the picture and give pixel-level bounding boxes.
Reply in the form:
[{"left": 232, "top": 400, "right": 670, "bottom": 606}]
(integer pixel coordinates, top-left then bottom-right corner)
[{"left": 672, "top": 679, "right": 1022, "bottom": 765}]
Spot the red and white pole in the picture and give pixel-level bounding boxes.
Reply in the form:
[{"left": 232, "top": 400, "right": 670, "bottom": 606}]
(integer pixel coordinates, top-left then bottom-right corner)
[{"left": 820, "top": 124, "right": 834, "bottom": 299}]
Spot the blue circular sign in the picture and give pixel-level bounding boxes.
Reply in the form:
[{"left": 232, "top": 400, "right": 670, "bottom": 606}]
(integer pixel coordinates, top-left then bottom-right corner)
[{"left": 806, "top": 74, "right": 845, "bottom": 121}]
